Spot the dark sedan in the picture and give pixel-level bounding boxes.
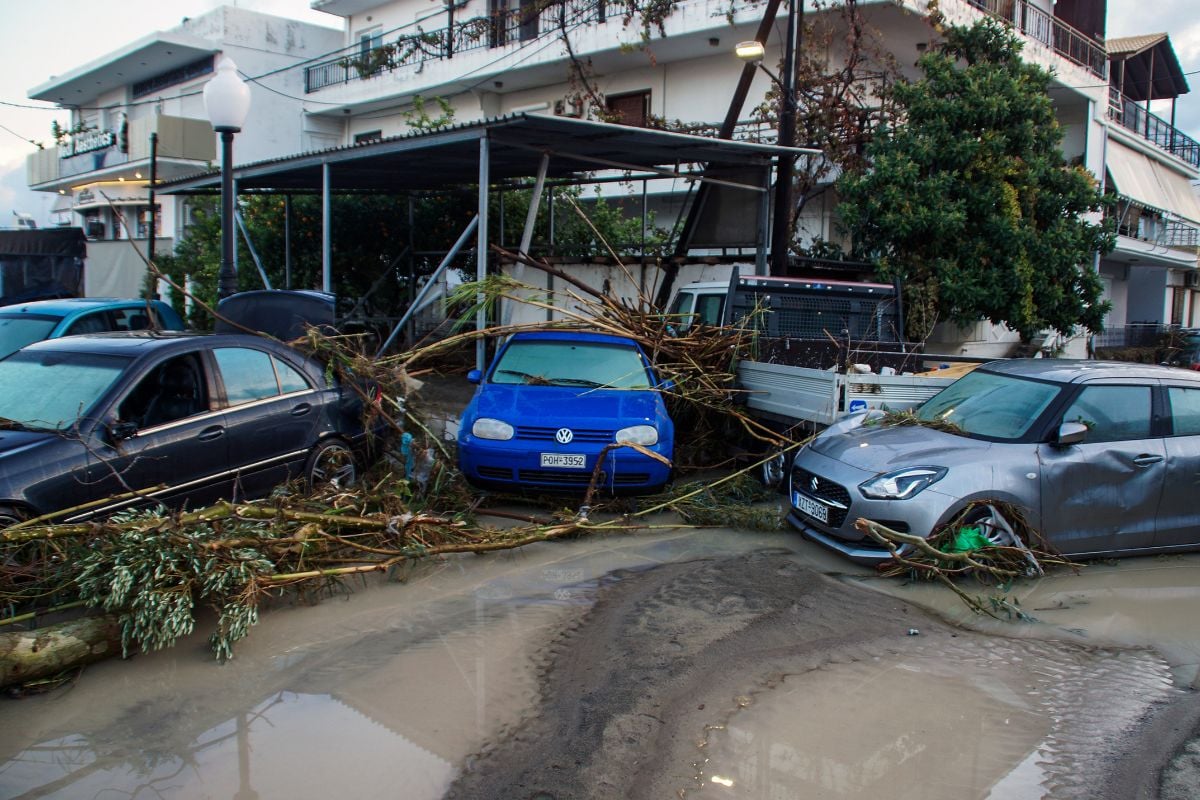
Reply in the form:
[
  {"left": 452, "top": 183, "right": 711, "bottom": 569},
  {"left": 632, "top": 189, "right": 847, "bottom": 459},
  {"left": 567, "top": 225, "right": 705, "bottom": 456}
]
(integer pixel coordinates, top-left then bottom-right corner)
[{"left": 0, "top": 331, "right": 373, "bottom": 525}]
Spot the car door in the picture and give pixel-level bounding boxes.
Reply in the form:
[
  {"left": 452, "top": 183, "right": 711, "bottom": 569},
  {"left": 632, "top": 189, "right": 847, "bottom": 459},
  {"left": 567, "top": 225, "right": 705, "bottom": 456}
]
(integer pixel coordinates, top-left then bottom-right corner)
[
  {"left": 1154, "top": 384, "right": 1200, "bottom": 548},
  {"left": 75, "top": 352, "right": 232, "bottom": 517},
  {"left": 1037, "top": 382, "right": 1163, "bottom": 556},
  {"left": 211, "top": 346, "right": 326, "bottom": 500}
]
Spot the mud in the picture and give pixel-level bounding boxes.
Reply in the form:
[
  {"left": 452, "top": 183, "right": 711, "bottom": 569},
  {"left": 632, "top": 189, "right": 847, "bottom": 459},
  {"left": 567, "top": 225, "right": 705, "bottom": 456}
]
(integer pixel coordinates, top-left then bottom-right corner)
[{"left": 1, "top": 530, "right": 1199, "bottom": 799}]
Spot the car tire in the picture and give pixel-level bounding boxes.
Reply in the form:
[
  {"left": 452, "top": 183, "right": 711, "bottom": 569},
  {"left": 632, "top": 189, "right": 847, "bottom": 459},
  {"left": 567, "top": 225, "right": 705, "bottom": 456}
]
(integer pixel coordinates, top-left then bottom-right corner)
[
  {"left": 0, "top": 505, "right": 25, "bottom": 530},
  {"left": 305, "top": 439, "right": 357, "bottom": 491},
  {"left": 760, "top": 451, "right": 789, "bottom": 492},
  {"left": 960, "top": 504, "right": 1018, "bottom": 547}
]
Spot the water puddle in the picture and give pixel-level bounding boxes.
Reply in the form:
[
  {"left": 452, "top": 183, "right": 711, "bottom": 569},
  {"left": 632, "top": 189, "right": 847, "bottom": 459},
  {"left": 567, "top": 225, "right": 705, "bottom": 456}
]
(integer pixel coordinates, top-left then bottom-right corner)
[{"left": 688, "top": 636, "right": 1176, "bottom": 799}]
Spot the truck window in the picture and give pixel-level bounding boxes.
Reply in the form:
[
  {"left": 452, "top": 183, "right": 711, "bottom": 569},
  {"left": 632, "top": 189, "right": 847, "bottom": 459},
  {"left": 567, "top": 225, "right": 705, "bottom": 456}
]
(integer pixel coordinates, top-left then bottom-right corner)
[{"left": 695, "top": 294, "right": 724, "bottom": 326}]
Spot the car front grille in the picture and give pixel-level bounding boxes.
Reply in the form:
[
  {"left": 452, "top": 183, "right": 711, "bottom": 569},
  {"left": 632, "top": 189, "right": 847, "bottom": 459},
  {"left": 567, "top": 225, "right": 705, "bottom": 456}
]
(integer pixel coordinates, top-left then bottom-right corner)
[
  {"left": 792, "top": 467, "right": 851, "bottom": 527},
  {"left": 515, "top": 426, "right": 613, "bottom": 443},
  {"left": 477, "top": 466, "right": 513, "bottom": 480},
  {"left": 519, "top": 469, "right": 604, "bottom": 485}
]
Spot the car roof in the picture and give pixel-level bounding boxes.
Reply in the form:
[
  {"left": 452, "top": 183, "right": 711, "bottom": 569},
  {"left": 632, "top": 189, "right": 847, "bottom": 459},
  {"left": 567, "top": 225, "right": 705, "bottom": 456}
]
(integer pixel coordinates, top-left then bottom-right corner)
[
  {"left": 0, "top": 298, "right": 168, "bottom": 317},
  {"left": 509, "top": 329, "right": 641, "bottom": 346},
  {"left": 17, "top": 330, "right": 286, "bottom": 358},
  {"left": 981, "top": 358, "right": 1200, "bottom": 383}
]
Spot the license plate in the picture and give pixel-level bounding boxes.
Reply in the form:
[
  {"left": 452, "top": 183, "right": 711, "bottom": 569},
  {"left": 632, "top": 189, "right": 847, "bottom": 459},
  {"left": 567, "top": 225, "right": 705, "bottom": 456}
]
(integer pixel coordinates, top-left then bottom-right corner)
[
  {"left": 541, "top": 453, "right": 586, "bottom": 469},
  {"left": 793, "top": 491, "right": 829, "bottom": 524}
]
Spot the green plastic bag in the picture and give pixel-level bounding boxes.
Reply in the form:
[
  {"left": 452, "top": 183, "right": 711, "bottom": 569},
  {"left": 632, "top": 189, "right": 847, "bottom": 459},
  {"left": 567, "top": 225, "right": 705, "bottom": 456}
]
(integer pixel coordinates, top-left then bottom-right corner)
[{"left": 946, "top": 525, "right": 990, "bottom": 553}]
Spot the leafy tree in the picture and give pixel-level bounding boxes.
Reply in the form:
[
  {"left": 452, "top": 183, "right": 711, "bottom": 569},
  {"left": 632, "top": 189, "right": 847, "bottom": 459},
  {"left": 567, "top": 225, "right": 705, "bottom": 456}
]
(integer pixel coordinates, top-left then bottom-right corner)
[{"left": 836, "top": 16, "right": 1114, "bottom": 341}]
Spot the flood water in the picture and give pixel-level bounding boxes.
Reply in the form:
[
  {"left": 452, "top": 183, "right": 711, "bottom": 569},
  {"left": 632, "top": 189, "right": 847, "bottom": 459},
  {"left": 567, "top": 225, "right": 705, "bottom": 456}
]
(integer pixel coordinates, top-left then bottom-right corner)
[{"left": 2, "top": 524, "right": 1199, "bottom": 799}]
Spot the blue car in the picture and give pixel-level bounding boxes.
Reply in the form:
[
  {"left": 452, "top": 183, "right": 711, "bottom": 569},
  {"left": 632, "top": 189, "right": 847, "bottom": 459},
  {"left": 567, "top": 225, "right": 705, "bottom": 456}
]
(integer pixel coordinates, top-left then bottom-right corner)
[
  {"left": 457, "top": 330, "right": 674, "bottom": 493},
  {"left": 0, "top": 297, "right": 185, "bottom": 360}
]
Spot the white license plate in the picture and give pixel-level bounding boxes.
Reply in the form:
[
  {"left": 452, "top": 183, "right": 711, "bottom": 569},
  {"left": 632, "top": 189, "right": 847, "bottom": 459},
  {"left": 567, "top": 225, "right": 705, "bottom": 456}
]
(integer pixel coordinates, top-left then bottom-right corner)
[
  {"left": 793, "top": 491, "right": 829, "bottom": 524},
  {"left": 541, "top": 453, "right": 586, "bottom": 469}
]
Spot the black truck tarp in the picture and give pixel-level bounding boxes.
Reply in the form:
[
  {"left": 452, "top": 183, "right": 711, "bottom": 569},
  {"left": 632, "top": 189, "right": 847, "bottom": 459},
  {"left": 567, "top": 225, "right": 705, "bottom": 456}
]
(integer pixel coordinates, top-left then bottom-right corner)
[{"left": 0, "top": 228, "right": 86, "bottom": 306}]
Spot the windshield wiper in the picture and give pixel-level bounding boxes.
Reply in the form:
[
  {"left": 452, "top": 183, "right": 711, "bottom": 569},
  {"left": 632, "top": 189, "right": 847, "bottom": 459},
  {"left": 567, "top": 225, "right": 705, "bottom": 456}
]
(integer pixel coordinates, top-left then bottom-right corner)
[
  {"left": 549, "top": 377, "right": 604, "bottom": 388},
  {"left": 0, "top": 417, "right": 54, "bottom": 433},
  {"left": 497, "top": 369, "right": 552, "bottom": 385}
]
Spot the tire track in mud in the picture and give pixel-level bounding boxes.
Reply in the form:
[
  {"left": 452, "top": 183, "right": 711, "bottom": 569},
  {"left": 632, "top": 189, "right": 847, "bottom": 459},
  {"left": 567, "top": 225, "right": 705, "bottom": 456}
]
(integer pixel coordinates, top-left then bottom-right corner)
[{"left": 444, "top": 552, "right": 1188, "bottom": 800}]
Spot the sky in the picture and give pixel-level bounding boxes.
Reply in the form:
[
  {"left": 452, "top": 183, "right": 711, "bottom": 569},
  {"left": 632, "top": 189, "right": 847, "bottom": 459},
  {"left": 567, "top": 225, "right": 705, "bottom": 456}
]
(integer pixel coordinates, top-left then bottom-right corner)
[{"left": 0, "top": 0, "right": 1196, "bottom": 225}]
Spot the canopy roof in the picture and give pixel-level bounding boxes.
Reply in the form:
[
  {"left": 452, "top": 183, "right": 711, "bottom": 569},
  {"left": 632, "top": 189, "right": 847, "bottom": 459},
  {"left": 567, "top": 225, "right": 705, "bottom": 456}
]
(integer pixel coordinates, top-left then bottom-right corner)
[
  {"left": 1107, "top": 33, "right": 1190, "bottom": 102},
  {"left": 161, "top": 113, "right": 816, "bottom": 194}
]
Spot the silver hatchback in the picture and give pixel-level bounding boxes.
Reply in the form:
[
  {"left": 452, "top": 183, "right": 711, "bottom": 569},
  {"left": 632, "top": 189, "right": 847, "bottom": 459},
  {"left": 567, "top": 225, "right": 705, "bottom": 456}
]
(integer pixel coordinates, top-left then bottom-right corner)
[{"left": 788, "top": 359, "right": 1200, "bottom": 564}]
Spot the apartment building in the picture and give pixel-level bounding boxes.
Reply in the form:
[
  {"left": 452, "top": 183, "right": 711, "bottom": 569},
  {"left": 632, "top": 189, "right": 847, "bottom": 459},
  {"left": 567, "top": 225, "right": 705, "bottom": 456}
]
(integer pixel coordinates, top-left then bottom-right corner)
[{"left": 24, "top": 6, "right": 341, "bottom": 296}]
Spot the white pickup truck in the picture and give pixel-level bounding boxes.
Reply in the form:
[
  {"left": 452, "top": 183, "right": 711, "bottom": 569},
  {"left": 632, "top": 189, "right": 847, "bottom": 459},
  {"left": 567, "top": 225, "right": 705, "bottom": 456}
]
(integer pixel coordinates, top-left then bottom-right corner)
[{"left": 670, "top": 275, "right": 980, "bottom": 428}]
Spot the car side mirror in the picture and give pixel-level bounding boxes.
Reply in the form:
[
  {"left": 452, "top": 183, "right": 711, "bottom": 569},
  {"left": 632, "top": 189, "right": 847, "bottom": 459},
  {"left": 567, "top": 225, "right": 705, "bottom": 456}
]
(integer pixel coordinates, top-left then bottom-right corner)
[
  {"left": 658, "top": 379, "right": 675, "bottom": 392},
  {"left": 467, "top": 369, "right": 482, "bottom": 385},
  {"left": 1054, "top": 421, "right": 1088, "bottom": 447},
  {"left": 109, "top": 420, "right": 138, "bottom": 442}
]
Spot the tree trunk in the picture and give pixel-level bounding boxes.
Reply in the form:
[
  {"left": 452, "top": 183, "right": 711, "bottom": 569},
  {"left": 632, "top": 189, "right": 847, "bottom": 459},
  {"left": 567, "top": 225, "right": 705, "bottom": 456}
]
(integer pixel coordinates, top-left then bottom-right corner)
[{"left": 0, "top": 616, "right": 123, "bottom": 688}]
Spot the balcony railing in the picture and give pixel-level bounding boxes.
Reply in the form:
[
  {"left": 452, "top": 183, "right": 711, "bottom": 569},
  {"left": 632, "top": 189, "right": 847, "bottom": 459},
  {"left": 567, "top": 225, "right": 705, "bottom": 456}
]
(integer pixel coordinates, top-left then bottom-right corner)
[
  {"left": 1108, "top": 87, "right": 1200, "bottom": 169},
  {"left": 966, "top": 0, "right": 1106, "bottom": 77},
  {"left": 306, "top": 0, "right": 628, "bottom": 93}
]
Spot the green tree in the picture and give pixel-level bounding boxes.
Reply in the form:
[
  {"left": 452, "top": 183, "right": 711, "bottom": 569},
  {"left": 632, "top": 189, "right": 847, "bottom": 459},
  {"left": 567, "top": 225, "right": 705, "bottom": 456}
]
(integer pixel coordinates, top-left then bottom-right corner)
[{"left": 836, "top": 17, "right": 1113, "bottom": 341}]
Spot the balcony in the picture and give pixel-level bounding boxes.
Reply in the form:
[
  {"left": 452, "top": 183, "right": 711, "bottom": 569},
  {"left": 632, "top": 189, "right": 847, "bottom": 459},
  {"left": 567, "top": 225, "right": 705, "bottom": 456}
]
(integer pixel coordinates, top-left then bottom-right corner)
[
  {"left": 965, "top": 0, "right": 1106, "bottom": 78},
  {"left": 306, "top": 0, "right": 629, "bottom": 93},
  {"left": 1108, "top": 87, "right": 1200, "bottom": 169}
]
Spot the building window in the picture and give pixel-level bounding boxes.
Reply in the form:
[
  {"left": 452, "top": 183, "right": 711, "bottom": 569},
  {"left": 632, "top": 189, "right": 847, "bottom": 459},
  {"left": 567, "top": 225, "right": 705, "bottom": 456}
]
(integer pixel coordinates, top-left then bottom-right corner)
[
  {"left": 136, "top": 205, "right": 162, "bottom": 239},
  {"left": 358, "top": 27, "right": 383, "bottom": 57},
  {"left": 606, "top": 91, "right": 650, "bottom": 127},
  {"left": 354, "top": 130, "right": 383, "bottom": 145},
  {"left": 489, "top": 0, "right": 508, "bottom": 48},
  {"left": 518, "top": 0, "right": 540, "bottom": 41},
  {"left": 1172, "top": 286, "right": 1187, "bottom": 326}
]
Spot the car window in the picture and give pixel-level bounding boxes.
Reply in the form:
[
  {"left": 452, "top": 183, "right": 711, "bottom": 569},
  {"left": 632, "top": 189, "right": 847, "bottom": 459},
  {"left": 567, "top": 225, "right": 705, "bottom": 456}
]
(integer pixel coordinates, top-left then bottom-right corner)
[
  {"left": 111, "top": 307, "right": 153, "bottom": 331},
  {"left": 0, "top": 314, "right": 59, "bottom": 360},
  {"left": 917, "top": 370, "right": 1061, "bottom": 440},
  {"left": 490, "top": 340, "right": 652, "bottom": 389},
  {"left": 274, "top": 356, "right": 311, "bottom": 393},
  {"left": 0, "top": 350, "right": 129, "bottom": 430},
  {"left": 1167, "top": 387, "right": 1200, "bottom": 435},
  {"left": 215, "top": 347, "right": 280, "bottom": 405},
  {"left": 119, "top": 355, "right": 208, "bottom": 429},
  {"left": 1060, "top": 385, "right": 1153, "bottom": 442},
  {"left": 64, "top": 312, "right": 113, "bottom": 336}
]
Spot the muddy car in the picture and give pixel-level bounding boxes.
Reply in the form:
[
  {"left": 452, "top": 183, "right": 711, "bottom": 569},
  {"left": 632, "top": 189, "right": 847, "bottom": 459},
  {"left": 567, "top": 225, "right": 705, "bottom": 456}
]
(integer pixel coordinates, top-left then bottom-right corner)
[{"left": 789, "top": 359, "right": 1200, "bottom": 564}]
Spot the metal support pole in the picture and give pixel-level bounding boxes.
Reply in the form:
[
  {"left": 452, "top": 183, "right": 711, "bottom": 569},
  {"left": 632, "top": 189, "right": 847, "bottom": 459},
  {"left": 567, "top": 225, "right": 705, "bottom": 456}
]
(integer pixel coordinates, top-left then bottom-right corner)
[
  {"left": 756, "top": 167, "right": 771, "bottom": 275},
  {"left": 217, "top": 130, "right": 237, "bottom": 299},
  {"left": 376, "top": 216, "right": 480, "bottom": 357},
  {"left": 500, "top": 153, "right": 550, "bottom": 327},
  {"left": 322, "top": 162, "right": 332, "bottom": 294},
  {"left": 147, "top": 131, "right": 158, "bottom": 269},
  {"left": 234, "top": 209, "right": 273, "bottom": 290},
  {"left": 476, "top": 134, "right": 490, "bottom": 372},
  {"left": 771, "top": 0, "right": 799, "bottom": 276},
  {"left": 284, "top": 194, "right": 292, "bottom": 289}
]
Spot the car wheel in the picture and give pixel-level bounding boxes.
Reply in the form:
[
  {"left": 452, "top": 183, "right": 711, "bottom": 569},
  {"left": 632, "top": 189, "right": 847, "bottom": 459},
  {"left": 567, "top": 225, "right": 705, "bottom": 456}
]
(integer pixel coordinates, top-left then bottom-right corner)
[
  {"left": 306, "top": 440, "right": 357, "bottom": 490},
  {"left": 0, "top": 505, "right": 25, "bottom": 529},
  {"left": 760, "top": 451, "right": 788, "bottom": 492},
  {"left": 961, "top": 504, "right": 1018, "bottom": 547}
]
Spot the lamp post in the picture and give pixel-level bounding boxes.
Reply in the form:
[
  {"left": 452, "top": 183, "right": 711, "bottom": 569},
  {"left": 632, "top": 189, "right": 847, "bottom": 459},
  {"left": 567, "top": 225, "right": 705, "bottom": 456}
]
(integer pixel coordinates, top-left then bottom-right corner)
[
  {"left": 736, "top": 0, "right": 799, "bottom": 275},
  {"left": 203, "top": 57, "right": 251, "bottom": 300}
]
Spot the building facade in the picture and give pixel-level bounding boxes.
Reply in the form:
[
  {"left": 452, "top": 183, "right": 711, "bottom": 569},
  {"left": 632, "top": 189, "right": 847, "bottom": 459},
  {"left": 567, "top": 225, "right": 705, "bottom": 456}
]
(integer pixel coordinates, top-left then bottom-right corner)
[{"left": 24, "top": 6, "right": 341, "bottom": 296}]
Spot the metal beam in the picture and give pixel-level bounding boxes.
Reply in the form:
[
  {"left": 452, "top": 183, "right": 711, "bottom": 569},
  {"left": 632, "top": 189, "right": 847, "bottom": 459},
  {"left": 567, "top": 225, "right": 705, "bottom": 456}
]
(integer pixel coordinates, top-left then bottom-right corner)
[
  {"left": 476, "top": 134, "right": 490, "bottom": 372},
  {"left": 322, "top": 162, "right": 332, "bottom": 293}
]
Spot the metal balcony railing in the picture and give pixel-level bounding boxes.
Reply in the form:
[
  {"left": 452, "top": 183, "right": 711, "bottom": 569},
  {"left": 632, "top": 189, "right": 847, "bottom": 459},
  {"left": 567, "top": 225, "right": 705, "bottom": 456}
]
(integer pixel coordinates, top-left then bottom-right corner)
[
  {"left": 1108, "top": 87, "right": 1200, "bottom": 169},
  {"left": 966, "top": 0, "right": 1106, "bottom": 77}
]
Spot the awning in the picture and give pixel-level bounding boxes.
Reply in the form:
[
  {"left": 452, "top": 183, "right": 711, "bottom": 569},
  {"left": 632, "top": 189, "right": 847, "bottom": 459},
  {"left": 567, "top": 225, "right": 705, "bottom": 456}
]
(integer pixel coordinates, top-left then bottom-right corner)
[{"left": 1107, "top": 140, "right": 1200, "bottom": 225}]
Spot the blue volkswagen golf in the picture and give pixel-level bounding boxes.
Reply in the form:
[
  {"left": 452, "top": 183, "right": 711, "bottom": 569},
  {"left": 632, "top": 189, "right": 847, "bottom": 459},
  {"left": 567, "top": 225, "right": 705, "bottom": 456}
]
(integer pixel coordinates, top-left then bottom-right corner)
[{"left": 457, "top": 330, "right": 674, "bottom": 493}]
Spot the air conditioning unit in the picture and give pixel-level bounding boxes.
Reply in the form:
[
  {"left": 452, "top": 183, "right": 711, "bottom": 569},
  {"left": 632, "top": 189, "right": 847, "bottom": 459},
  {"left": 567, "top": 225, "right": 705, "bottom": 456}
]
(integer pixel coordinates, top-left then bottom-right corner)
[{"left": 1185, "top": 271, "right": 1199, "bottom": 288}]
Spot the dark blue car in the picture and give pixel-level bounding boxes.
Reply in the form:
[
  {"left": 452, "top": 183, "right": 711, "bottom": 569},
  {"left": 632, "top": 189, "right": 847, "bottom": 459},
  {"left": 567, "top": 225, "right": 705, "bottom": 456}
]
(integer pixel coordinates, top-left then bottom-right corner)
[
  {"left": 0, "top": 331, "right": 372, "bottom": 526},
  {"left": 457, "top": 330, "right": 674, "bottom": 493}
]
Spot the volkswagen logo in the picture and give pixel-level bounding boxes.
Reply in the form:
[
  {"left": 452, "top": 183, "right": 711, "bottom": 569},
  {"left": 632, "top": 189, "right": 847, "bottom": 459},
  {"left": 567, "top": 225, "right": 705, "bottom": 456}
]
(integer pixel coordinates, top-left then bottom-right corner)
[
  {"left": 810, "top": 476, "right": 820, "bottom": 492},
  {"left": 555, "top": 428, "right": 574, "bottom": 444}
]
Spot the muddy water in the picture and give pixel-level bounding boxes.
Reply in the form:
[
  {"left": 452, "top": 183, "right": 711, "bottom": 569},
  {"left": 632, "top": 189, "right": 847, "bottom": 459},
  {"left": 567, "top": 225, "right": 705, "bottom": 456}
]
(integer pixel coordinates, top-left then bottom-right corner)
[
  {"left": 1, "top": 528, "right": 1199, "bottom": 800},
  {"left": 0, "top": 528, "right": 782, "bottom": 799}
]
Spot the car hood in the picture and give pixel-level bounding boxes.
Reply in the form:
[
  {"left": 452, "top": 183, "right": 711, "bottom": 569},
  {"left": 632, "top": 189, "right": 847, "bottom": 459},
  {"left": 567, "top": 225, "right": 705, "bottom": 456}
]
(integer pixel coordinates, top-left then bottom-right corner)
[
  {"left": 809, "top": 422, "right": 994, "bottom": 471},
  {"left": 0, "top": 428, "right": 61, "bottom": 459},
  {"left": 470, "top": 384, "right": 663, "bottom": 426}
]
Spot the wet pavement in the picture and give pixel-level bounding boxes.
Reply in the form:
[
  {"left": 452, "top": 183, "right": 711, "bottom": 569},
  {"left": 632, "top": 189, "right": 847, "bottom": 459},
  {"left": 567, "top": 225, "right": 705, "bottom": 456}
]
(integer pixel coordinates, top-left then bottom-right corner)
[{"left": 1, "top": 522, "right": 1199, "bottom": 799}]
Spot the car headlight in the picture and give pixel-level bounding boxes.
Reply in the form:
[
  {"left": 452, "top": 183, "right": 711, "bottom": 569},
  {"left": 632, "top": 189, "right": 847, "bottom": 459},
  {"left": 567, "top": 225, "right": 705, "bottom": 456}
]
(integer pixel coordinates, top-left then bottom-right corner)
[
  {"left": 472, "top": 417, "right": 514, "bottom": 440},
  {"left": 616, "top": 424, "right": 658, "bottom": 446},
  {"left": 859, "top": 467, "right": 947, "bottom": 499}
]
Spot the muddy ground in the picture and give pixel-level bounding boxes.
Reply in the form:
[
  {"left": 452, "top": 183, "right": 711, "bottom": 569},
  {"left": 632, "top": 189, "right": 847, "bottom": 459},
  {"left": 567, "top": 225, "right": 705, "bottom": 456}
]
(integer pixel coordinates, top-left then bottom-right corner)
[{"left": 2, "top": 526, "right": 1199, "bottom": 799}]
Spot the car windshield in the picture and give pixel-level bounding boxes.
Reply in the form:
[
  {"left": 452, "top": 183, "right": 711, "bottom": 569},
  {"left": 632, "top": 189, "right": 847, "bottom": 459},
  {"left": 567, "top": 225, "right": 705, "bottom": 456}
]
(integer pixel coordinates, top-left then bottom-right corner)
[
  {"left": 0, "top": 350, "right": 130, "bottom": 430},
  {"left": 0, "top": 314, "right": 60, "bottom": 360},
  {"left": 490, "top": 340, "right": 652, "bottom": 389},
  {"left": 916, "top": 369, "right": 1062, "bottom": 440}
]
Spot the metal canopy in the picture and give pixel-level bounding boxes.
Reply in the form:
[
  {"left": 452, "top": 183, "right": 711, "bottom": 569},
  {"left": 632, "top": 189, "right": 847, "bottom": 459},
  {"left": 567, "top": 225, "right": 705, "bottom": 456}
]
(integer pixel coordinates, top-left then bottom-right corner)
[{"left": 160, "top": 113, "right": 817, "bottom": 194}]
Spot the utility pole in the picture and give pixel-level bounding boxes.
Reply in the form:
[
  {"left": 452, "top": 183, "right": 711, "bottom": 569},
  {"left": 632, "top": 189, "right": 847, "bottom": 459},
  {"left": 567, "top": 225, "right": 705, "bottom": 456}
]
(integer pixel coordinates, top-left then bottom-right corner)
[{"left": 771, "top": 0, "right": 800, "bottom": 276}]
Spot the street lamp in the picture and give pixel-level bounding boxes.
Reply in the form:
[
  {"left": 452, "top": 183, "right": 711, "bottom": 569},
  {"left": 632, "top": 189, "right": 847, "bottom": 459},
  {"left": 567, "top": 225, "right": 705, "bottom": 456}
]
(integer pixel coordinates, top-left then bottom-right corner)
[
  {"left": 203, "top": 57, "right": 251, "bottom": 300},
  {"left": 736, "top": 7, "right": 799, "bottom": 276}
]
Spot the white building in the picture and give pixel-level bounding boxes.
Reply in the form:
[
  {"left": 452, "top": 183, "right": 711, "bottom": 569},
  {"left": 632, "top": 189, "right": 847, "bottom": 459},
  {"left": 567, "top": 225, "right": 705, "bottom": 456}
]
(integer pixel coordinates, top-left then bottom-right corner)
[{"left": 24, "top": 6, "right": 341, "bottom": 296}]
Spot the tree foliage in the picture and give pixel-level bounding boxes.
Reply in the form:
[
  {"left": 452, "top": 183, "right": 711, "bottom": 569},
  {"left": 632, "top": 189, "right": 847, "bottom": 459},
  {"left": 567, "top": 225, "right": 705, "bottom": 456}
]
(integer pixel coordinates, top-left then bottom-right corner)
[{"left": 836, "top": 17, "right": 1113, "bottom": 340}]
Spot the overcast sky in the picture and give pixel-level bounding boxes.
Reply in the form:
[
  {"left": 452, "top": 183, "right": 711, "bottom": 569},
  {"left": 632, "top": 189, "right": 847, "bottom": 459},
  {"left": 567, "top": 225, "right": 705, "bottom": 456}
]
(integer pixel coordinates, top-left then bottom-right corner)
[{"left": 0, "top": 0, "right": 1195, "bottom": 224}]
